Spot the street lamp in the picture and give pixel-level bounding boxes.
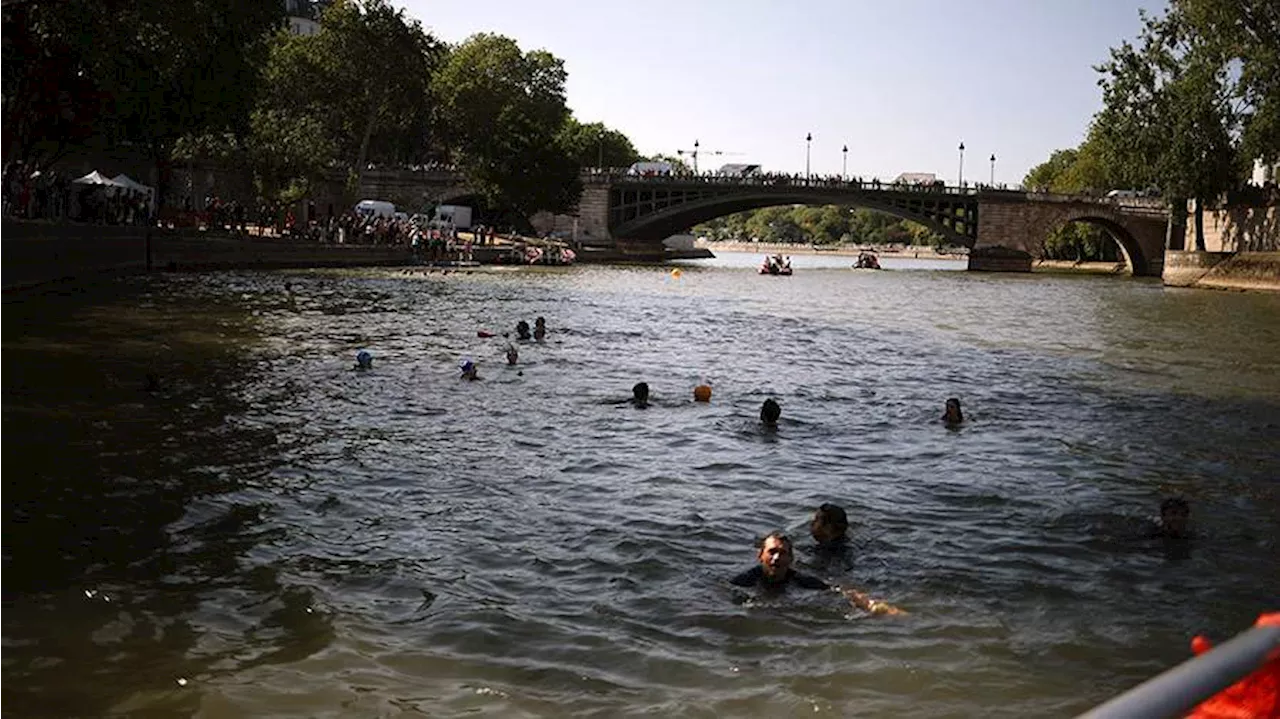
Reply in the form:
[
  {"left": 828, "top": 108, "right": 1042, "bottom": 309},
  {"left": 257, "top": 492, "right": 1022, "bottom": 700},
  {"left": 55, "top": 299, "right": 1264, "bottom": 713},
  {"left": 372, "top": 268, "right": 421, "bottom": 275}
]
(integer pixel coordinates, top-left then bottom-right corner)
[
  {"left": 842, "top": 144, "right": 848, "bottom": 181},
  {"left": 958, "top": 141, "right": 965, "bottom": 188},
  {"left": 597, "top": 128, "right": 604, "bottom": 171},
  {"left": 806, "top": 133, "right": 812, "bottom": 182},
  {"left": 989, "top": 153, "right": 996, "bottom": 186},
  {"left": 693, "top": 139, "right": 699, "bottom": 174}
]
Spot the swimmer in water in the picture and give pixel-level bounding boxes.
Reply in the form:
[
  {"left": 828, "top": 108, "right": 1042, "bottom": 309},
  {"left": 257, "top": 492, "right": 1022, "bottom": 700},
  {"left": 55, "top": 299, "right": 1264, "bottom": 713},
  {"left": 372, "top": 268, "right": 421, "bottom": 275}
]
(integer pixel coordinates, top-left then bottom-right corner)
[
  {"left": 354, "top": 349, "right": 373, "bottom": 370},
  {"left": 505, "top": 343, "right": 519, "bottom": 365},
  {"left": 760, "top": 398, "right": 781, "bottom": 426},
  {"left": 729, "top": 532, "right": 904, "bottom": 615},
  {"left": 632, "top": 382, "right": 650, "bottom": 408},
  {"left": 534, "top": 316, "right": 546, "bottom": 341},
  {"left": 811, "top": 503, "right": 849, "bottom": 549},
  {"left": 943, "top": 397, "right": 964, "bottom": 425},
  {"left": 809, "top": 503, "right": 854, "bottom": 572},
  {"left": 1152, "top": 496, "right": 1192, "bottom": 539},
  {"left": 460, "top": 359, "right": 480, "bottom": 381},
  {"left": 516, "top": 320, "right": 532, "bottom": 341}
]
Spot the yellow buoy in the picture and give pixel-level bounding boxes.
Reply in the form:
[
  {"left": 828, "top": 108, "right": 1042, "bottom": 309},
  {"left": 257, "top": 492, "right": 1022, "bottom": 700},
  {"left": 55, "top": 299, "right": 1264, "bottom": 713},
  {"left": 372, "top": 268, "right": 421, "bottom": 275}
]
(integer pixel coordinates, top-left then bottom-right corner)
[{"left": 693, "top": 384, "right": 712, "bottom": 402}]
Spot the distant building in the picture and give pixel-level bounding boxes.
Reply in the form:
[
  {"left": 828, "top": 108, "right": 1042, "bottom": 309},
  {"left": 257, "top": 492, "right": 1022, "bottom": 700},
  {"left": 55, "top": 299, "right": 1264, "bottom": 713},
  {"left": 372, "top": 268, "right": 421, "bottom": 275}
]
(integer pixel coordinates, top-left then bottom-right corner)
[
  {"left": 1252, "top": 158, "right": 1277, "bottom": 186},
  {"left": 284, "top": 0, "right": 330, "bottom": 36},
  {"left": 892, "top": 172, "right": 937, "bottom": 186}
]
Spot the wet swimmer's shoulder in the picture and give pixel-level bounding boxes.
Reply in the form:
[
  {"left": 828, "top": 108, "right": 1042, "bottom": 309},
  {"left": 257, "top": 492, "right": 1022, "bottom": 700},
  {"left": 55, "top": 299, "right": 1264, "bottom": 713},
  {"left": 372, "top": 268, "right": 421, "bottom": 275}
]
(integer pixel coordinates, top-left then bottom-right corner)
[{"left": 728, "top": 565, "right": 829, "bottom": 590}]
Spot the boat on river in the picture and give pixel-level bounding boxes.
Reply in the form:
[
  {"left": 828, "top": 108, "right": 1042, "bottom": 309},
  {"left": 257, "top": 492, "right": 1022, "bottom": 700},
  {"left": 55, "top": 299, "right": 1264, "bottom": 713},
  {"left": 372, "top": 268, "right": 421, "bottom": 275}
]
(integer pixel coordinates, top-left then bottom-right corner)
[
  {"left": 759, "top": 254, "right": 793, "bottom": 276},
  {"left": 852, "top": 251, "right": 882, "bottom": 270}
]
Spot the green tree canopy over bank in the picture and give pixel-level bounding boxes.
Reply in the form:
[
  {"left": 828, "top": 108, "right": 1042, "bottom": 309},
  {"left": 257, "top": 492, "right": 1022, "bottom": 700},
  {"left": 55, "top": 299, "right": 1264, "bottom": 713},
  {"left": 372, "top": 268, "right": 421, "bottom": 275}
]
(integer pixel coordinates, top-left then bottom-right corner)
[
  {"left": 1024, "top": 0, "right": 1278, "bottom": 256},
  {"left": 2, "top": 0, "right": 645, "bottom": 216},
  {"left": 696, "top": 206, "right": 948, "bottom": 248}
]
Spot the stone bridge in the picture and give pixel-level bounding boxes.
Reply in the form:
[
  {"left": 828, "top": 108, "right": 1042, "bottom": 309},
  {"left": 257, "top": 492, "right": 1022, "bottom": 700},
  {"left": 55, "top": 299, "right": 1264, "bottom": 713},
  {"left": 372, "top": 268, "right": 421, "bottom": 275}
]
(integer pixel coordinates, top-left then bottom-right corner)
[
  {"left": 570, "top": 174, "right": 1173, "bottom": 275},
  {"left": 337, "top": 167, "right": 1174, "bottom": 274}
]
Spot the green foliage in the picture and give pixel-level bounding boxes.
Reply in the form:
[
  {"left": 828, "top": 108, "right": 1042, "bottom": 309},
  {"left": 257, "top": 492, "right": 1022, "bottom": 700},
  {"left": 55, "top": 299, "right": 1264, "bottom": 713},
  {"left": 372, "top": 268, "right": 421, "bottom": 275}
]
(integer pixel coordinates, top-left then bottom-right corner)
[
  {"left": 1041, "top": 223, "right": 1121, "bottom": 262},
  {"left": 433, "top": 33, "right": 581, "bottom": 214},
  {"left": 255, "top": 1, "right": 443, "bottom": 186},
  {"left": 559, "top": 118, "right": 642, "bottom": 169},
  {"left": 1176, "top": 0, "right": 1280, "bottom": 164},
  {"left": 3, "top": 0, "right": 282, "bottom": 173},
  {"left": 1093, "top": 2, "right": 1246, "bottom": 202},
  {"left": 696, "top": 205, "right": 946, "bottom": 247}
]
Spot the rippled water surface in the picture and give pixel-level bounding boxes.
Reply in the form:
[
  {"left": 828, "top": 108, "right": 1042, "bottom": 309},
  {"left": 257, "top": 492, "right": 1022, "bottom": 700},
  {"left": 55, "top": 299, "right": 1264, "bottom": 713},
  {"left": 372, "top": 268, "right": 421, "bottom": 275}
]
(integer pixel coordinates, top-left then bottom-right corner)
[{"left": 5, "top": 253, "right": 1280, "bottom": 718}]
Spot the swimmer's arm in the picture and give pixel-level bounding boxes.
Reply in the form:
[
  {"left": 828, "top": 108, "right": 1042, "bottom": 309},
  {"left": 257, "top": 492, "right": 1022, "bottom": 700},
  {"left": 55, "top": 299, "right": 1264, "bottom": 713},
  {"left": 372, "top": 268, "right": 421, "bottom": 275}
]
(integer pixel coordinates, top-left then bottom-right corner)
[{"left": 834, "top": 586, "right": 907, "bottom": 616}]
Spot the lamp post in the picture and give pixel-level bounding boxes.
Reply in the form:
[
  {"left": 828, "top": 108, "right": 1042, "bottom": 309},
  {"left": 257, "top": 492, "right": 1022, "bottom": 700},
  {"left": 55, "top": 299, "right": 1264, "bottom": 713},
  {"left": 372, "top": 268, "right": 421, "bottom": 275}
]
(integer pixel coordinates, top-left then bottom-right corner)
[
  {"left": 693, "top": 139, "right": 699, "bottom": 174},
  {"left": 842, "top": 144, "right": 848, "bottom": 181},
  {"left": 989, "top": 153, "right": 996, "bottom": 186},
  {"left": 958, "top": 141, "right": 965, "bottom": 188},
  {"left": 805, "top": 133, "right": 812, "bottom": 183},
  {"left": 597, "top": 128, "right": 604, "bottom": 171}
]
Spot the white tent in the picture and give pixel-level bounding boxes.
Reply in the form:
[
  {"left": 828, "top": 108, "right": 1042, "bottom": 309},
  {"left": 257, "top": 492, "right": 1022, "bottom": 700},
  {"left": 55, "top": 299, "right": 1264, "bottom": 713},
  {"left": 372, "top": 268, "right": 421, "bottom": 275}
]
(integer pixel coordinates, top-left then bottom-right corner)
[
  {"left": 74, "top": 170, "right": 121, "bottom": 186},
  {"left": 112, "top": 173, "right": 156, "bottom": 213}
]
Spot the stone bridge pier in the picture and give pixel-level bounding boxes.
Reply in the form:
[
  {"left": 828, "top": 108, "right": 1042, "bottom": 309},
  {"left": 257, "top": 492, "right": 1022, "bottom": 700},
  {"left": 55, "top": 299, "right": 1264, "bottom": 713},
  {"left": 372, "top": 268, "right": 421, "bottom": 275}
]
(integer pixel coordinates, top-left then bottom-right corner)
[{"left": 972, "top": 194, "right": 1173, "bottom": 276}]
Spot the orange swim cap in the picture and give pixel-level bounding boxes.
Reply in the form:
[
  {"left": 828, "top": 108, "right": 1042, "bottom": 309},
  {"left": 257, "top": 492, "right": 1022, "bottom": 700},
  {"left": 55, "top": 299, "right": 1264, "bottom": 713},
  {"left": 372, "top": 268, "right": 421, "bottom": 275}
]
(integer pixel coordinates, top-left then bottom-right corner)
[{"left": 693, "top": 384, "right": 712, "bottom": 402}]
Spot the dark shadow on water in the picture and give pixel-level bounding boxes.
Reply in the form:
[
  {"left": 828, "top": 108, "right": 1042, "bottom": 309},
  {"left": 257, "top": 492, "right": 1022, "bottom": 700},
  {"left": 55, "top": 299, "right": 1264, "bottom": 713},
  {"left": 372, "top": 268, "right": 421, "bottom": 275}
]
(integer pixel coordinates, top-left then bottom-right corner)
[{"left": 2, "top": 276, "right": 332, "bottom": 717}]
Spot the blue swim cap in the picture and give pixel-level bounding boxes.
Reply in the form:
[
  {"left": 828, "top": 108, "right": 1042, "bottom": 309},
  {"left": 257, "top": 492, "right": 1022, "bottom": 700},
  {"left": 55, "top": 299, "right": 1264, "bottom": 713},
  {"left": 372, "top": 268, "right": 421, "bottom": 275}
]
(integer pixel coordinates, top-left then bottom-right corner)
[{"left": 356, "top": 349, "right": 372, "bottom": 367}]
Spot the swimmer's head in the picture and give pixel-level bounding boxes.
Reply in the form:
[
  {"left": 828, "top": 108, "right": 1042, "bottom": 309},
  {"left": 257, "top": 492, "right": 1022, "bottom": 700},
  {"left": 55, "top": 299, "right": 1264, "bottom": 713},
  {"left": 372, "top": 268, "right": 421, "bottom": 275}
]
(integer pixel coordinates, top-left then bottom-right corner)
[
  {"left": 756, "top": 532, "right": 794, "bottom": 578},
  {"left": 761, "top": 398, "right": 781, "bottom": 425},
  {"left": 505, "top": 344, "right": 518, "bottom": 365},
  {"left": 810, "top": 503, "right": 849, "bottom": 545},
  {"left": 355, "top": 349, "right": 373, "bottom": 369},
  {"left": 1160, "top": 496, "right": 1190, "bottom": 537},
  {"left": 693, "top": 383, "right": 712, "bottom": 402},
  {"left": 943, "top": 397, "right": 963, "bottom": 424},
  {"left": 460, "top": 359, "right": 478, "bottom": 380},
  {"left": 535, "top": 316, "right": 545, "bottom": 326},
  {"left": 633, "top": 382, "right": 650, "bottom": 403}
]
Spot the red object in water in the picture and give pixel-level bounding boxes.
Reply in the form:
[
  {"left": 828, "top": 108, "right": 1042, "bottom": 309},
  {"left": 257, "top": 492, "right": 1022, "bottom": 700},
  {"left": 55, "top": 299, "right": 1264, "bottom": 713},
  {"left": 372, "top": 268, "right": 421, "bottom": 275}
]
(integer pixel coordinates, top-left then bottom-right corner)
[
  {"left": 477, "top": 331, "right": 495, "bottom": 338},
  {"left": 1187, "top": 613, "right": 1280, "bottom": 719}
]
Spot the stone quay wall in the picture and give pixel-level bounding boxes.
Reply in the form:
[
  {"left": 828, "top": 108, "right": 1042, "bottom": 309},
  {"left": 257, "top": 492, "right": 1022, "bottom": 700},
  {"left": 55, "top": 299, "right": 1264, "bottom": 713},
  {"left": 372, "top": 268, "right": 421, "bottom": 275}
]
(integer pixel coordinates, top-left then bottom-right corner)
[
  {"left": 1163, "top": 203, "right": 1279, "bottom": 291},
  {"left": 3, "top": 221, "right": 412, "bottom": 292}
]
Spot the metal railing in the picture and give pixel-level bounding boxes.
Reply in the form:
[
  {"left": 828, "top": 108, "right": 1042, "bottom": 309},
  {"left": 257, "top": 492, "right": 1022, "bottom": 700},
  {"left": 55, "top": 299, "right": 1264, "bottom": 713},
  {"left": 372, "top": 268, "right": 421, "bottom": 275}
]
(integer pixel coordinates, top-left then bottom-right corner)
[{"left": 1077, "top": 619, "right": 1280, "bottom": 719}]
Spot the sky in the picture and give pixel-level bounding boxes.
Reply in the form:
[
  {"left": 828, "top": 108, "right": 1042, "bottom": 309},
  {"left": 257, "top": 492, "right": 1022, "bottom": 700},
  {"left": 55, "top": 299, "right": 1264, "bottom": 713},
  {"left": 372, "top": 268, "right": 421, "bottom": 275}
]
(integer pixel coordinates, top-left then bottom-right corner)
[{"left": 400, "top": 0, "right": 1163, "bottom": 186}]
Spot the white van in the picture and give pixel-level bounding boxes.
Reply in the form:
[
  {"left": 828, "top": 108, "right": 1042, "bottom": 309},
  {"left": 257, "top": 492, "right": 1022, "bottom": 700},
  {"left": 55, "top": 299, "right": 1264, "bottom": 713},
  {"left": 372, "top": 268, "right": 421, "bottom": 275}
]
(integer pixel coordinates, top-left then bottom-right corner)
[
  {"left": 354, "top": 199, "right": 396, "bottom": 218},
  {"left": 628, "top": 161, "right": 674, "bottom": 177}
]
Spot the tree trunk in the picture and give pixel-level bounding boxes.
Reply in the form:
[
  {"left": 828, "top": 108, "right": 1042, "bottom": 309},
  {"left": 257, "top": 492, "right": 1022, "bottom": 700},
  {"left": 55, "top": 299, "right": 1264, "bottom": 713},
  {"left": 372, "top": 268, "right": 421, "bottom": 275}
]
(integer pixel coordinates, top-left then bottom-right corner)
[
  {"left": 1165, "top": 197, "right": 1187, "bottom": 251},
  {"left": 1193, "top": 197, "right": 1206, "bottom": 252},
  {"left": 353, "top": 104, "right": 378, "bottom": 200}
]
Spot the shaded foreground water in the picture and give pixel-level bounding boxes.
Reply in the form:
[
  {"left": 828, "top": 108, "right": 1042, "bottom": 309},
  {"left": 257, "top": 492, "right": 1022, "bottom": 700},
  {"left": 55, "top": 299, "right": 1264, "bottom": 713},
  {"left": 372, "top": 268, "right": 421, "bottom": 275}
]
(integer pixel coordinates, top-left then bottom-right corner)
[{"left": 4, "top": 253, "right": 1279, "bottom": 718}]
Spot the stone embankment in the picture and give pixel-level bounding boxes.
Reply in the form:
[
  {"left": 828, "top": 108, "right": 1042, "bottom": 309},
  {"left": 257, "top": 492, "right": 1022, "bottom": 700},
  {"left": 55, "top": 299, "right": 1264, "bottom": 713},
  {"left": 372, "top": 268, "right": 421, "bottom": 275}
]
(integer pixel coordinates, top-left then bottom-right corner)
[
  {"left": 3, "top": 221, "right": 413, "bottom": 291},
  {"left": 1163, "top": 203, "right": 1279, "bottom": 292}
]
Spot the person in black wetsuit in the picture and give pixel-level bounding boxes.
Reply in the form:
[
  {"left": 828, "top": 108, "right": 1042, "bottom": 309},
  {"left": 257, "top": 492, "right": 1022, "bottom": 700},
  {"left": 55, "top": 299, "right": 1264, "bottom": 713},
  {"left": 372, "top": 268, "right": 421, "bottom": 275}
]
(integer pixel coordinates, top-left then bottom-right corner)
[
  {"left": 729, "top": 532, "right": 904, "bottom": 615},
  {"left": 515, "top": 320, "right": 532, "bottom": 341},
  {"left": 631, "top": 382, "right": 650, "bottom": 408},
  {"left": 760, "top": 398, "right": 781, "bottom": 426}
]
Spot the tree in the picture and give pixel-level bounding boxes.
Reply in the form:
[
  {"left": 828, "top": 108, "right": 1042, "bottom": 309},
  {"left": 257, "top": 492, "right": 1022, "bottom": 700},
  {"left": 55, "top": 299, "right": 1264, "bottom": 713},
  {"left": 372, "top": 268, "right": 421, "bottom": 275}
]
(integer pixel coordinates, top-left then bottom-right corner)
[
  {"left": 1, "top": 3, "right": 105, "bottom": 171},
  {"left": 1094, "top": 2, "right": 1250, "bottom": 248},
  {"left": 558, "top": 118, "right": 641, "bottom": 170},
  {"left": 256, "top": 1, "right": 443, "bottom": 194},
  {"left": 1024, "top": 149, "right": 1079, "bottom": 192},
  {"left": 3, "top": 0, "right": 282, "bottom": 195},
  {"left": 1176, "top": 0, "right": 1280, "bottom": 164},
  {"left": 433, "top": 33, "right": 580, "bottom": 216}
]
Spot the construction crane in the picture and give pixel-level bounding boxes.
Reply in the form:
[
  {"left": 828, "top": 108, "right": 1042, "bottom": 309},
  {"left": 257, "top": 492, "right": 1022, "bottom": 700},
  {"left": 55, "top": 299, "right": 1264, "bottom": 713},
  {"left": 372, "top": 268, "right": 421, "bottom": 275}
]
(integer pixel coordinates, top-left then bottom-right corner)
[{"left": 675, "top": 140, "right": 744, "bottom": 174}]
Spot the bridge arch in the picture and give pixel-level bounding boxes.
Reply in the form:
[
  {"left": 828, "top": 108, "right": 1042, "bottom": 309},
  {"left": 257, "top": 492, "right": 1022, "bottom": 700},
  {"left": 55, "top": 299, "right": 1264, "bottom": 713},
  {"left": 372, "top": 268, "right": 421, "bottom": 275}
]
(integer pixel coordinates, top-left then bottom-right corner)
[
  {"left": 610, "top": 191, "right": 973, "bottom": 247},
  {"left": 1039, "top": 211, "right": 1151, "bottom": 276}
]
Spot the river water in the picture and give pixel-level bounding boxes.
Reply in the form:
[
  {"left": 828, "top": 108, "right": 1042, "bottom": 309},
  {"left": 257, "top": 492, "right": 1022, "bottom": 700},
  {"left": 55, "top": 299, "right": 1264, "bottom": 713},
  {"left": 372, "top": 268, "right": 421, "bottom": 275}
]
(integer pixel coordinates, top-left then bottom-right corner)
[{"left": 4, "top": 252, "right": 1279, "bottom": 718}]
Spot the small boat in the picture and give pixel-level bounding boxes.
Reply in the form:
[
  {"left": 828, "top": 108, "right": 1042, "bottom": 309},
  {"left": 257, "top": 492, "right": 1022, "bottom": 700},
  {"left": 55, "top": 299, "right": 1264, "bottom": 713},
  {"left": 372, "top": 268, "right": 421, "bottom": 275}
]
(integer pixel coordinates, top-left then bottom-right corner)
[
  {"left": 759, "top": 254, "right": 793, "bottom": 276},
  {"left": 852, "top": 252, "right": 882, "bottom": 270}
]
